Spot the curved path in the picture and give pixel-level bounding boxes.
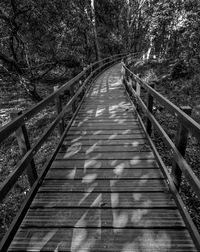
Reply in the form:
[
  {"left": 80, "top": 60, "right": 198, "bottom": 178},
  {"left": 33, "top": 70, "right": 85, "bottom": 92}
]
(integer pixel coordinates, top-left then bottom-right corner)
[{"left": 9, "top": 64, "right": 197, "bottom": 251}]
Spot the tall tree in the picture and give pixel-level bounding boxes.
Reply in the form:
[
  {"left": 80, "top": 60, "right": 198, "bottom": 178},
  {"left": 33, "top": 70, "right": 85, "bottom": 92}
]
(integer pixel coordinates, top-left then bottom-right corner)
[{"left": 90, "top": 0, "right": 101, "bottom": 61}]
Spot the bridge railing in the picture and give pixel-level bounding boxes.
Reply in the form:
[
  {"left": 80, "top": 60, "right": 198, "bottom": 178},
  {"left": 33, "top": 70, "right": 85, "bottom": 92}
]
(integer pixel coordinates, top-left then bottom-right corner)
[
  {"left": 122, "top": 62, "right": 200, "bottom": 248},
  {"left": 0, "top": 52, "right": 138, "bottom": 203},
  {"left": 122, "top": 63, "right": 200, "bottom": 198}
]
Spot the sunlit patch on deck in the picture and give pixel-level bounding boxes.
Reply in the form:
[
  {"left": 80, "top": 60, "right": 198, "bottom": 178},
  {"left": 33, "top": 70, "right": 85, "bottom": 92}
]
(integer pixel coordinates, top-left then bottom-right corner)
[
  {"left": 85, "top": 143, "right": 99, "bottom": 154},
  {"left": 131, "top": 209, "right": 148, "bottom": 224},
  {"left": 113, "top": 163, "right": 125, "bottom": 176},
  {"left": 84, "top": 159, "right": 102, "bottom": 170},
  {"left": 67, "top": 168, "right": 76, "bottom": 179},
  {"left": 113, "top": 210, "right": 128, "bottom": 229},
  {"left": 82, "top": 174, "right": 97, "bottom": 184},
  {"left": 64, "top": 142, "right": 82, "bottom": 158}
]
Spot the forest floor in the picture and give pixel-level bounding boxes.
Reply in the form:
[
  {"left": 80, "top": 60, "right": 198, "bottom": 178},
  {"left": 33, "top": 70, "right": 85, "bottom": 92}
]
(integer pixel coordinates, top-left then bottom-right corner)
[{"left": 131, "top": 58, "right": 200, "bottom": 232}]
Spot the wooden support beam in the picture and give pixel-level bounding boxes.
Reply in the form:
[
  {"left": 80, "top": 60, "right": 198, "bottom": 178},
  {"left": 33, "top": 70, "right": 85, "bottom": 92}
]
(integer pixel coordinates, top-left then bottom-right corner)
[
  {"left": 54, "top": 86, "right": 65, "bottom": 136},
  {"left": 10, "top": 111, "right": 37, "bottom": 186},
  {"left": 146, "top": 83, "right": 155, "bottom": 135},
  {"left": 171, "top": 106, "right": 192, "bottom": 190},
  {"left": 136, "top": 81, "right": 141, "bottom": 112},
  {"left": 69, "top": 85, "right": 76, "bottom": 112}
]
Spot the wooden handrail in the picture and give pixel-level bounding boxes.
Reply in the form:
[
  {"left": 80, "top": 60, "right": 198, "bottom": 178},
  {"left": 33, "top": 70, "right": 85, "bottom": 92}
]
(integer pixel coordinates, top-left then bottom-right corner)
[
  {"left": 0, "top": 53, "right": 138, "bottom": 143},
  {"left": 123, "top": 60, "right": 200, "bottom": 249},
  {"left": 0, "top": 53, "right": 135, "bottom": 201},
  {"left": 129, "top": 85, "right": 200, "bottom": 198},
  {"left": 0, "top": 64, "right": 103, "bottom": 251},
  {"left": 122, "top": 63, "right": 200, "bottom": 199},
  {"left": 124, "top": 64, "right": 200, "bottom": 139}
]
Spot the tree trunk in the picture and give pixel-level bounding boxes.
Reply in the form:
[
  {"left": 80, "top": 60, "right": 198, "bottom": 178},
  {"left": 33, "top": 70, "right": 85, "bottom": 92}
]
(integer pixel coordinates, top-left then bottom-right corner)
[
  {"left": 91, "top": 0, "right": 101, "bottom": 61},
  {"left": 19, "top": 76, "right": 42, "bottom": 102}
]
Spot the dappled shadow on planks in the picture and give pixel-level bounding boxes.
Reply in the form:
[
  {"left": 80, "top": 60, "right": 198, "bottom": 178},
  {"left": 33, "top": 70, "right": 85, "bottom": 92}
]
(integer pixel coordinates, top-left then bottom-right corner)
[{"left": 8, "top": 64, "right": 198, "bottom": 251}]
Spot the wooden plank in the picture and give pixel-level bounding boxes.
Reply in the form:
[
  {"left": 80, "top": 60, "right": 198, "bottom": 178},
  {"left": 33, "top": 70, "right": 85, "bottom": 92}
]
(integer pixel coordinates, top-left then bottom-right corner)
[
  {"left": 77, "top": 110, "right": 133, "bottom": 115},
  {"left": 9, "top": 228, "right": 197, "bottom": 252},
  {"left": 79, "top": 103, "right": 132, "bottom": 107},
  {"left": 80, "top": 103, "right": 132, "bottom": 109},
  {"left": 71, "top": 121, "right": 139, "bottom": 127},
  {"left": 39, "top": 179, "right": 167, "bottom": 192},
  {"left": 31, "top": 192, "right": 176, "bottom": 208},
  {"left": 77, "top": 109, "right": 133, "bottom": 115},
  {"left": 81, "top": 99, "right": 130, "bottom": 104},
  {"left": 51, "top": 159, "right": 159, "bottom": 169},
  {"left": 67, "top": 129, "right": 142, "bottom": 135},
  {"left": 62, "top": 138, "right": 147, "bottom": 146},
  {"left": 87, "top": 94, "right": 127, "bottom": 97},
  {"left": 70, "top": 125, "right": 140, "bottom": 130},
  {"left": 45, "top": 168, "right": 163, "bottom": 179},
  {"left": 65, "top": 134, "right": 145, "bottom": 140},
  {"left": 73, "top": 119, "right": 138, "bottom": 123},
  {"left": 55, "top": 151, "right": 154, "bottom": 160},
  {"left": 21, "top": 208, "right": 185, "bottom": 228},
  {"left": 60, "top": 144, "right": 151, "bottom": 153},
  {"left": 76, "top": 113, "right": 134, "bottom": 118},
  {"left": 75, "top": 115, "right": 135, "bottom": 119}
]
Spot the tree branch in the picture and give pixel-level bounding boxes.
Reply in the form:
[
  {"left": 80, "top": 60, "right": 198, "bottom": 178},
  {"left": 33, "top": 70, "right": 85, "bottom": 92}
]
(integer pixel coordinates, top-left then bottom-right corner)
[{"left": 0, "top": 51, "right": 22, "bottom": 73}]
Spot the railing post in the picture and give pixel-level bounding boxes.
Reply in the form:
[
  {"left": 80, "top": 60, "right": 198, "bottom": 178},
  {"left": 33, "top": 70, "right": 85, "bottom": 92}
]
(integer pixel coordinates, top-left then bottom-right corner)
[
  {"left": 125, "top": 75, "right": 131, "bottom": 95},
  {"left": 171, "top": 106, "right": 192, "bottom": 190},
  {"left": 54, "top": 86, "right": 65, "bottom": 136},
  {"left": 69, "top": 85, "right": 76, "bottom": 113},
  {"left": 10, "top": 111, "right": 37, "bottom": 186},
  {"left": 136, "top": 81, "right": 141, "bottom": 112},
  {"left": 146, "top": 82, "right": 155, "bottom": 135},
  {"left": 121, "top": 63, "right": 125, "bottom": 82},
  {"left": 122, "top": 64, "right": 127, "bottom": 88}
]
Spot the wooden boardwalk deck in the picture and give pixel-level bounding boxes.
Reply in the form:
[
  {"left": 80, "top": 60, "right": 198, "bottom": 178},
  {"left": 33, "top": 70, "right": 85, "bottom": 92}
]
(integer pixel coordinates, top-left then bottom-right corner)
[{"left": 8, "top": 64, "right": 197, "bottom": 251}]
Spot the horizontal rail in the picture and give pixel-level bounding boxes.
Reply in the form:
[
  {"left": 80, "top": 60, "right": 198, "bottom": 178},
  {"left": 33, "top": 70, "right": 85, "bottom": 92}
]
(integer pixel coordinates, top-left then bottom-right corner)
[
  {"left": 134, "top": 102, "right": 200, "bottom": 251},
  {"left": 0, "top": 65, "right": 94, "bottom": 251},
  {"left": 0, "top": 55, "right": 126, "bottom": 201},
  {"left": 124, "top": 65, "right": 200, "bottom": 139},
  {"left": 129, "top": 85, "right": 200, "bottom": 199},
  {"left": 0, "top": 88, "right": 78, "bottom": 201},
  {"left": 123, "top": 61, "right": 200, "bottom": 249},
  {"left": 0, "top": 53, "right": 139, "bottom": 143}
]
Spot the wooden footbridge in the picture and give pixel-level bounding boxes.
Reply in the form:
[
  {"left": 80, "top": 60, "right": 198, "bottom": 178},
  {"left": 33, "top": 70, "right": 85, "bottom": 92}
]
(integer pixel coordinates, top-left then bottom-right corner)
[{"left": 0, "top": 54, "right": 200, "bottom": 251}]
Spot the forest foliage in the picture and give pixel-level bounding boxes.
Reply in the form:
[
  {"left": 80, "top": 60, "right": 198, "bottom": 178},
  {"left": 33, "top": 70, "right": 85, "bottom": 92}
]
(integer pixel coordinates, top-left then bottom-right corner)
[{"left": 0, "top": 0, "right": 200, "bottom": 101}]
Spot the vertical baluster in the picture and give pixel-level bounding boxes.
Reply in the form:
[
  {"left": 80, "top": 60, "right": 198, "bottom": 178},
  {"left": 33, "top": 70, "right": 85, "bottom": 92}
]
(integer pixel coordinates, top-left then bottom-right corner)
[
  {"left": 69, "top": 85, "right": 76, "bottom": 113},
  {"left": 54, "top": 86, "right": 65, "bottom": 136},
  {"left": 136, "top": 81, "right": 141, "bottom": 112},
  {"left": 146, "top": 83, "right": 155, "bottom": 135},
  {"left": 10, "top": 111, "right": 37, "bottom": 186},
  {"left": 171, "top": 106, "right": 192, "bottom": 190}
]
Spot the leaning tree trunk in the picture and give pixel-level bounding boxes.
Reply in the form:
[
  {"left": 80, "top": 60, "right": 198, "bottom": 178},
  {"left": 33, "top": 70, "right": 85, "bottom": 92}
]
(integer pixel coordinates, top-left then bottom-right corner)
[{"left": 18, "top": 76, "right": 42, "bottom": 102}]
